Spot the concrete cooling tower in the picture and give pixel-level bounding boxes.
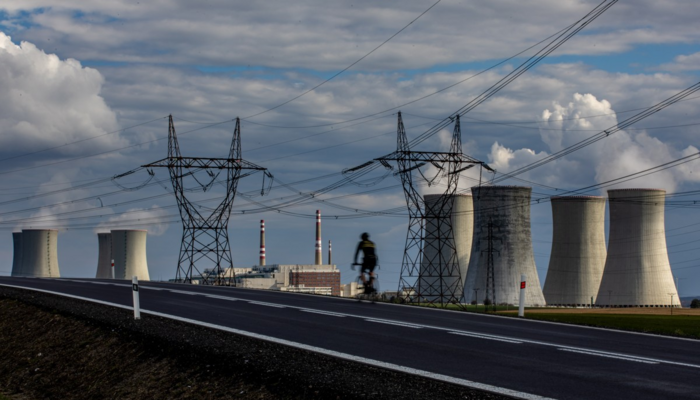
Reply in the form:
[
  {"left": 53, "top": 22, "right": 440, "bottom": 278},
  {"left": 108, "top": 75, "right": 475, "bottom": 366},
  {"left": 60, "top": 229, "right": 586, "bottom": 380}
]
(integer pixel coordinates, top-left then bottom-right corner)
[
  {"left": 419, "top": 194, "right": 473, "bottom": 302},
  {"left": 13, "top": 229, "right": 60, "bottom": 278},
  {"left": 463, "top": 186, "right": 545, "bottom": 306},
  {"left": 95, "top": 232, "right": 113, "bottom": 279},
  {"left": 596, "top": 189, "right": 679, "bottom": 307},
  {"left": 11, "top": 232, "right": 23, "bottom": 277},
  {"left": 111, "top": 230, "right": 150, "bottom": 281},
  {"left": 543, "top": 196, "right": 607, "bottom": 306}
]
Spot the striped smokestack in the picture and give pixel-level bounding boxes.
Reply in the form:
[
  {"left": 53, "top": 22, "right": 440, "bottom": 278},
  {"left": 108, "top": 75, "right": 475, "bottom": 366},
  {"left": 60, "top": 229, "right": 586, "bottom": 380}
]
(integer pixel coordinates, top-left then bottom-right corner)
[
  {"left": 315, "top": 210, "right": 322, "bottom": 265},
  {"left": 259, "top": 220, "right": 266, "bottom": 266},
  {"left": 328, "top": 240, "right": 332, "bottom": 265}
]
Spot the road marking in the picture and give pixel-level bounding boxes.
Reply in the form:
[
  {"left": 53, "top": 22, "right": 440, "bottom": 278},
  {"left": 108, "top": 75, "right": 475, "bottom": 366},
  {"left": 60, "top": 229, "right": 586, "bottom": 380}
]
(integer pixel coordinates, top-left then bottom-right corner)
[
  {"left": 13, "top": 280, "right": 700, "bottom": 370},
  {"left": 557, "top": 348, "right": 658, "bottom": 364},
  {"left": 248, "top": 300, "right": 286, "bottom": 308},
  {"left": 364, "top": 319, "right": 423, "bottom": 329},
  {"left": 301, "top": 309, "right": 346, "bottom": 317},
  {"left": 2, "top": 281, "right": 551, "bottom": 400},
  {"left": 449, "top": 331, "right": 523, "bottom": 344}
]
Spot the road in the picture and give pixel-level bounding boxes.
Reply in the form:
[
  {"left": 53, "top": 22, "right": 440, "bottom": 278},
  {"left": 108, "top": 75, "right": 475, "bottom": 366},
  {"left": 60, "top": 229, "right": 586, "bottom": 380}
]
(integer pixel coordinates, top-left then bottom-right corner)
[{"left": 1, "top": 276, "right": 698, "bottom": 400}]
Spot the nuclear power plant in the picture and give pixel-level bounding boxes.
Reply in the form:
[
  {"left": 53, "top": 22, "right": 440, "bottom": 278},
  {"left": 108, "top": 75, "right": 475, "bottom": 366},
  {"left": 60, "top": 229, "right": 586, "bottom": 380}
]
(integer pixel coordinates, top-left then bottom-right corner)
[
  {"left": 11, "top": 229, "right": 60, "bottom": 278},
  {"left": 463, "top": 186, "right": 545, "bottom": 306},
  {"left": 95, "top": 232, "right": 113, "bottom": 279},
  {"left": 596, "top": 189, "right": 680, "bottom": 307},
  {"left": 111, "top": 229, "right": 150, "bottom": 281},
  {"left": 11, "top": 232, "right": 23, "bottom": 277},
  {"left": 419, "top": 194, "right": 473, "bottom": 302},
  {"left": 543, "top": 196, "right": 607, "bottom": 306}
]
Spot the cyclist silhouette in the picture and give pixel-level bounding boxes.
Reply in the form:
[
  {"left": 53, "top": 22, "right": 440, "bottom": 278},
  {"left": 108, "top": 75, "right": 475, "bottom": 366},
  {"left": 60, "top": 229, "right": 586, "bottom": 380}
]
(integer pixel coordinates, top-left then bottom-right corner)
[{"left": 353, "top": 232, "right": 378, "bottom": 294}]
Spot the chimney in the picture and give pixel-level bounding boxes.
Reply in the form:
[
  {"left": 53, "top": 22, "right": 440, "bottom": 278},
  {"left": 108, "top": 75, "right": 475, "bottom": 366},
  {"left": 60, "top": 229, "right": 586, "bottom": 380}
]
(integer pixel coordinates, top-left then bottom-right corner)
[
  {"left": 328, "top": 240, "right": 332, "bottom": 265},
  {"left": 315, "top": 210, "right": 322, "bottom": 265},
  {"left": 259, "top": 220, "right": 266, "bottom": 266}
]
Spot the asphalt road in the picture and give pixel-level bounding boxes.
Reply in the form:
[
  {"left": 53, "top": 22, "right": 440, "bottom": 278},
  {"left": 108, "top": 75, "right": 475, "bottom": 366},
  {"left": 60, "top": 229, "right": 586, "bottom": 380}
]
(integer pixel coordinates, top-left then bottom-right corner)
[{"left": 1, "top": 277, "right": 698, "bottom": 400}]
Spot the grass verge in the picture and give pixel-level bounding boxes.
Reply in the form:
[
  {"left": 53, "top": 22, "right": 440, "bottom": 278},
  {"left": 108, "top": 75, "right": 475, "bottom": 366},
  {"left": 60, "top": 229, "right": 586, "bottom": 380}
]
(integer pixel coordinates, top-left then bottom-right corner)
[{"left": 523, "top": 313, "right": 700, "bottom": 339}]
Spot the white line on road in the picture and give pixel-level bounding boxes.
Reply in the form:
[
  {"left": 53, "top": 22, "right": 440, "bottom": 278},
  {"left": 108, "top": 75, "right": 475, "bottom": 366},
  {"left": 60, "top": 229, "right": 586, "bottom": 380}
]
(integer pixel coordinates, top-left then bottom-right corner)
[
  {"left": 14, "top": 280, "right": 700, "bottom": 371},
  {"left": 300, "top": 309, "right": 346, "bottom": 317},
  {"left": 558, "top": 348, "right": 658, "bottom": 364},
  {"left": 364, "top": 319, "right": 423, "bottom": 329},
  {"left": 0, "top": 282, "right": 554, "bottom": 400},
  {"left": 449, "top": 331, "right": 523, "bottom": 344},
  {"left": 248, "top": 301, "right": 286, "bottom": 308}
]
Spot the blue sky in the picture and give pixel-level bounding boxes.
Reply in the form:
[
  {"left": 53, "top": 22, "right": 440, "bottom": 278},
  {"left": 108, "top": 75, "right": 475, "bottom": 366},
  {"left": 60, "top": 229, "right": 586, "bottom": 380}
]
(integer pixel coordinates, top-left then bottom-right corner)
[{"left": 0, "top": 0, "right": 699, "bottom": 300}]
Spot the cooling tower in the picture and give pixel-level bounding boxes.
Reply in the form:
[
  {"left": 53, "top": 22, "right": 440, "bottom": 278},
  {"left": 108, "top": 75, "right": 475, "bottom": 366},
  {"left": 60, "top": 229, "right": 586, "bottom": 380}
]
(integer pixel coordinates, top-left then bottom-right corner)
[
  {"left": 16, "top": 229, "right": 60, "bottom": 277},
  {"left": 10, "top": 232, "right": 23, "bottom": 277},
  {"left": 95, "top": 233, "right": 113, "bottom": 279},
  {"left": 543, "top": 196, "right": 607, "bottom": 306},
  {"left": 596, "top": 189, "right": 679, "bottom": 307},
  {"left": 111, "top": 230, "right": 150, "bottom": 281},
  {"left": 463, "top": 186, "right": 545, "bottom": 306},
  {"left": 418, "top": 194, "right": 473, "bottom": 301}
]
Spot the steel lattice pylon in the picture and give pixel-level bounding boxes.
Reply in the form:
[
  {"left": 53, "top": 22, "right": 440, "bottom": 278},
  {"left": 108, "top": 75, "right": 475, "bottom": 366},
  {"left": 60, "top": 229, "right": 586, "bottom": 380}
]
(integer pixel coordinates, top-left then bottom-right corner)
[
  {"left": 143, "top": 115, "right": 269, "bottom": 285},
  {"left": 375, "top": 112, "right": 483, "bottom": 307}
]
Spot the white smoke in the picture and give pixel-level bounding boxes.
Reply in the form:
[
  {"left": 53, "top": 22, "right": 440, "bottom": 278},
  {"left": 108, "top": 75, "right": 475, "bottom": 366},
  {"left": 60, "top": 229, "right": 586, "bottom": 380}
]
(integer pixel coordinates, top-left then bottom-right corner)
[
  {"left": 0, "top": 32, "right": 122, "bottom": 156},
  {"left": 95, "top": 205, "right": 170, "bottom": 236},
  {"left": 488, "top": 93, "right": 700, "bottom": 193}
]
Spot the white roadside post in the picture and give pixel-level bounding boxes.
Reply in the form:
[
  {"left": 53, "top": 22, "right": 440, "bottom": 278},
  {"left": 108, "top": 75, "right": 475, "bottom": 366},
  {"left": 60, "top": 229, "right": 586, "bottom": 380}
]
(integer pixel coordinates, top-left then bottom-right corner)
[
  {"left": 111, "top": 259, "right": 115, "bottom": 279},
  {"left": 518, "top": 274, "right": 526, "bottom": 317},
  {"left": 132, "top": 276, "right": 141, "bottom": 320}
]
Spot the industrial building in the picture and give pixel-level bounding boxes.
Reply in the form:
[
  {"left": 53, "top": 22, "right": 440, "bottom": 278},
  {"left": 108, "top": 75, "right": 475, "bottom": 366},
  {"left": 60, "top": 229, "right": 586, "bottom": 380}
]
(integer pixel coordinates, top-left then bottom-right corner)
[
  {"left": 418, "top": 193, "right": 473, "bottom": 302},
  {"left": 596, "top": 189, "right": 680, "bottom": 307},
  {"left": 543, "top": 196, "right": 607, "bottom": 306},
  {"left": 111, "top": 229, "right": 150, "bottom": 281},
  {"left": 95, "top": 232, "right": 112, "bottom": 279},
  {"left": 11, "top": 229, "right": 60, "bottom": 278},
  {"left": 234, "top": 264, "right": 341, "bottom": 296},
  {"left": 463, "top": 186, "right": 546, "bottom": 306}
]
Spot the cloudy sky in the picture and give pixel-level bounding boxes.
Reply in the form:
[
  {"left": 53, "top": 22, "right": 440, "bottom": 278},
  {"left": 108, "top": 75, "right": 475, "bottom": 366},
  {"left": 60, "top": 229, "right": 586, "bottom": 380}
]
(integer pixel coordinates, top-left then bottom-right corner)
[{"left": 1, "top": 0, "right": 699, "bottom": 299}]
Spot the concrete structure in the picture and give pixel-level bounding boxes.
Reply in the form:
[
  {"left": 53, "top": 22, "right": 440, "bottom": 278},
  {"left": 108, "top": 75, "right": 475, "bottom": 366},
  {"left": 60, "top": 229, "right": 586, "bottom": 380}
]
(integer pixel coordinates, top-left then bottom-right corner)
[
  {"left": 95, "top": 232, "right": 113, "bottom": 279},
  {"left": 259, "top": 220, "right": 266, "bottom": 266},
  {"left": 463, "top": 186, "right": 545, "bottom": 306},
  {"left": 315, "top": 210, "right": 322, "bottom": 265},
  {"left": 11, "top": 232, "right": 23, "bottom": 277},
  {"left": 235, "top": 264, "right": 340, "bottom": 296},
  {"left": 12, "top": 229, "right": 60, "bottom": 278},
  {"left": 543, "top": 196, "right": 607, "bottom": 306},
  {"left": 111, "top": 229, "right": 150, "bottom": 281},
  {"left": 341, "top": 281, "right": 361, "bottom": 297},
  {"left": 596, "top": 189, "right": 680, "bottom": 307},
  {"left": 418, "top": 194, "right": 473, "bottom": 301}
]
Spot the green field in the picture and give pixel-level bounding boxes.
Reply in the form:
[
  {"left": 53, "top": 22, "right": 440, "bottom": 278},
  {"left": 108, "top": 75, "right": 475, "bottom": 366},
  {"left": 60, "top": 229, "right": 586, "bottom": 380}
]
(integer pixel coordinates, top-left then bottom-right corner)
[{"left": 521, "top": 313, "right": 700, "bottom": 339}]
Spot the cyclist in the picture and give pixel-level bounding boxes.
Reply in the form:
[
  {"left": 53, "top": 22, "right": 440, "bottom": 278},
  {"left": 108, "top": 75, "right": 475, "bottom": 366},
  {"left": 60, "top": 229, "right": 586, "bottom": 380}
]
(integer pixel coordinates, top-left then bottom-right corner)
[{"left": 353, "top": 232, "right": 378, "bottom": 294}]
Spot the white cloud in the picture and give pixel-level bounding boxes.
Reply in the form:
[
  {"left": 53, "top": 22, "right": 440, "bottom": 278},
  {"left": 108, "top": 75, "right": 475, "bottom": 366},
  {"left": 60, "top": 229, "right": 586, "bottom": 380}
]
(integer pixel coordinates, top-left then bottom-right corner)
[
  {"left": 488, "top": 93, "right": 700, "bottom": 193},
  {"left": 657, "top": 52, "right": 700, "bottom": 72},
  {"left": 0, "top": 32, "right": 121, "bottom": 156}
]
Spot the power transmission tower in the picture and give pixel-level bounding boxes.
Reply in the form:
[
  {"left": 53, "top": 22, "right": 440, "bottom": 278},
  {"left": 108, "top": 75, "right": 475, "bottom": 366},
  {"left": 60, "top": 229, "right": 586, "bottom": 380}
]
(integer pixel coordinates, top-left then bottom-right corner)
[
  {"left": 143, "top": 115, "right": 270, "bottom": 285},
  {"left": 375, "top": 112, "right": 485, "bottom": 307}
]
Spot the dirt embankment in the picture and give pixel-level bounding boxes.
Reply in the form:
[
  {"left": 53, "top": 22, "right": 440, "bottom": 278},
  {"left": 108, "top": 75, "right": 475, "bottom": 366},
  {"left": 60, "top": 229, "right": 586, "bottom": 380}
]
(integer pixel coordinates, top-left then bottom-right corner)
[{"left": 0, "top": 287, "right": 506, "bottom": 400}]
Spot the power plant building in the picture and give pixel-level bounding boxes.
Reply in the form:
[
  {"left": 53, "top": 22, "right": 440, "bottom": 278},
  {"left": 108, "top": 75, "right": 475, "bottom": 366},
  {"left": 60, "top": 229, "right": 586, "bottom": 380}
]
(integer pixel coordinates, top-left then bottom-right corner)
[
  {"left": 463, "top": 186, "right": 545, "bottom": 306},
  {"left": 95, "top": 232, "right": 113, "bottom": 279},
  {"left": 418, "top": 194, "right": 473, "bottom": 301},
  {"left": 596, "top": 189, "right": 680, "bottom": 307},
  {"left": 543, "top": 196, "right": 607, "bottom": 306},
  {"left": 111, "top": 229, "right": 150, "bottom": 281},
  {"left": 11, "top": 229, "right": 60, "bottom": 278},
  {"left": 234, "top": 264, "right": 341, "bottom": 296}
]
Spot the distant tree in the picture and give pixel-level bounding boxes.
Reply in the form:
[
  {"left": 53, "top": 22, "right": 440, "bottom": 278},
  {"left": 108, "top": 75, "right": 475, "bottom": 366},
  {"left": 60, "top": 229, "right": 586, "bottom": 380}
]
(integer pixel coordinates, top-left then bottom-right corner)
[
  {"left": 691, "top": 299, "right": 700, "bottom": 309},
  {"left": 483, "top": 298, "right": 492, "bottom": 306}
]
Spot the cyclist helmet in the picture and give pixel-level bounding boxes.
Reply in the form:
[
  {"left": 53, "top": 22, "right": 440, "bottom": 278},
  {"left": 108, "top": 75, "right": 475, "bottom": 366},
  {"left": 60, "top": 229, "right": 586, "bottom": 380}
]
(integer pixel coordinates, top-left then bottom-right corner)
[{"left": 361, "top": 232, "right": 370, "bottom": 240}]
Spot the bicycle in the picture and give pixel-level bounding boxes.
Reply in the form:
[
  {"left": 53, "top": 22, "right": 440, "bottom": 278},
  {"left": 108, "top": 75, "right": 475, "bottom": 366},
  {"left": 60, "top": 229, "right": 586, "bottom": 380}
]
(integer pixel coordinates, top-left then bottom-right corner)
[{"left": 352, "top": 263, "right": 380, "bottom": 303}]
